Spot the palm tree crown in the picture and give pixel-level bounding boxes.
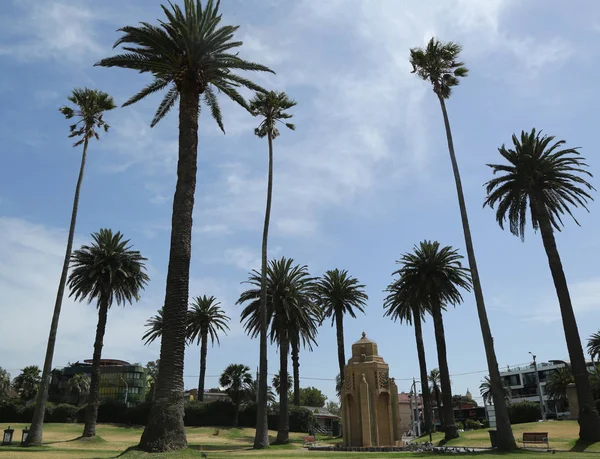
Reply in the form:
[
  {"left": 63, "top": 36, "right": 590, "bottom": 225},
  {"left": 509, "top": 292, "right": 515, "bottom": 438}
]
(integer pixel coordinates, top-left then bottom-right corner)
[
  {"left": 315, "top": 269, "right": 368, "bottom": 325},
  {"left": 395, "top": 241, "right": 472, "bottom": 310},
  {"left": 479, "top": 376, "right": 510, "bottom": 406},
  {"left": 59, "top": 88, "right": 116, "bottom": 146},
  {"left": 484, "top": 128, "right": 594, "bottom": 240},
  {"left": 142, "top": 308, "right": 164, "bottom": 346},
  {"left": 68, "top": 229, "right": 150, "bottom": 307},
  {"left": 588, "top": 331, "right": 600, "bottom": 362},
  {"left": 219, "top": 364, "right": 253, "bottom": 405},
  {"left": 187, "top": 295, "right": 230, "bottom": 345},
  {"left": 250, "top": 91, "right": 296, "bottom": 138},
  {"left": 409, "top": 38, "right": 468, "bottom": 99},
  {"left": 95, "top": 0, "right": 274, "bottom": 128}
]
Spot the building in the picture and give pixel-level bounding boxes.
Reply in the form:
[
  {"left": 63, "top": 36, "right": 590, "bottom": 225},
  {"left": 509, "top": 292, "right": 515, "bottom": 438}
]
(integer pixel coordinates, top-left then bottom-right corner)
[
  {"left": 398, "top": 392, "right": 423, "bottom": 435},
  {"left": 50, "top": 359, "right": 147, "bottom": 407},
  {"left": 184, "top": 388, "right": 230, "bottom": 403},
  {"left": 499, "top": 360, "right": 594, "bottom": 416},
  {"left": 302, "top": 406, "right": 340, "bottom": 434}
]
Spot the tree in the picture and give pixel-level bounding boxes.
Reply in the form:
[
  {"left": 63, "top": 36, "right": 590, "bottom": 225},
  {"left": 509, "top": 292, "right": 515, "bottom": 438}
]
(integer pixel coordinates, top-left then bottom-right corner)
[
  {"left": 219, "top": 364, "right": 253, "bottom": 428},
  {"left": 95, "top": 1, "right": 273, "bottom": 451},
  {"left": 384, "top": 267, "right": 432, "bottom": 436},
  {"left": 13, "top": 366, "right": 41, "bottom": 401},
  {"left": 142, "top": 308, "right": 163, "bottom": 346},
  {"left": 479, "top": 376, "right": 510, "bottom": 406},
  {"left": 395, "top": 241, "right": 471, "bottom": 441},
  {"left": 26, "top": 88, "right": 116, "bottom": 447},
  {"left": 335, "top": 374, "right": 342, "bottom": 399},
  {"left": 299, "top": 387, "right": 327, "bottom": 408},
  {"left": 250, "top": 90, "right": 296, "bottom": 438},
  {"left": 145, "top": 360, "right": 160, "bottom": 402},
  {"left": 272, "top": 371, "right": 293, "bottom": 396},
  {"left": 326, "top": 401, "right": 341, "bottom": 417},
  {"left": 452, "top": 395, "right": 477, "bottom": 408},
  {"left": 484, "top": 128, "right": 600, "bottom": 441},
  {"left": 429, "top": 369, "right": 444, "bottom": 428},
  {"left": 68, "top": 229, "right": 149, "bottom": 437},
  {"left": 588, "top": 331, "right": 600, "bottom": 363},
  {"left": 238, "top": 257, "right": 319, "bottom": 444},
  {"left": 546, "top": 368, "right": 574, "bottom": 413},
  {"left": 0, "top": 368, "right": 10, "bottom": 399},
  {"left": 68, "top": 373, "right": 91, "bottom": 406},
  {"left": 187, "top": 295, "right": 230, "bottom": 401},
  {"left": 410, "top": 38, "right": 516, "bottom": 450},
  {"left": 247, "top": 379, "right": 276, "bottom": 405},
  {"left": 314, "top": 269, "right": 368, "bottom": 388}
]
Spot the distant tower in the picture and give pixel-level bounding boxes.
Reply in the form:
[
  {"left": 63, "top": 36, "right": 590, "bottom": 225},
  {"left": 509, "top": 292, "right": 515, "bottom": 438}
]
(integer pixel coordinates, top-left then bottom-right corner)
[
  {"left": 466, "top": 388, "right": 472, "bottom": 400},
  {"left": 341, "top": 332, "right": 401, "bottom": 447}
]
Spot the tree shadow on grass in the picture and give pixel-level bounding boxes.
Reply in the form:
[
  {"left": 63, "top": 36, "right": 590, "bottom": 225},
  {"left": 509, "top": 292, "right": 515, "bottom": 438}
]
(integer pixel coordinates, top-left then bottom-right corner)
[{"left": 570, "top": 439, "right": 596, "bottom": 452}]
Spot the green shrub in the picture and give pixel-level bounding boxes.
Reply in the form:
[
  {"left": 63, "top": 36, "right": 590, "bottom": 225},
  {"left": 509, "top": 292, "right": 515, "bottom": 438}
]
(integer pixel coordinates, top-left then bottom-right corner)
[
  {"left": 481, "top": 418, "right": 490, "bottom": 428},
  {"left": 97, "top": 399, "right": 127, "bottom": 424},
  {"left": 126, "top": 401, "right": 151, "bottom": 425},
  {"left": 289, "top": 406, "right": 317, "bottom": 433},
  {"left": 0, "top": 400, "right": 24, "bottom": 422},
  {"left": 465, "top": 418, "right": 482, "bottom": 430},
  {"left": 46, "top": 404, "right": 81, "bottom": 423},
  {"left": 508, "top": 401, "right": 541, "bottom": 424}
]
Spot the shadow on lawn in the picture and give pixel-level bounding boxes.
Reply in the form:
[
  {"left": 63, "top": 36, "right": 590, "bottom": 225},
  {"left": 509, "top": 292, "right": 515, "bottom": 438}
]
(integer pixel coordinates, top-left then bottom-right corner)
[{"left": 570, "top": 439, "right": 596, "bottom": 452}]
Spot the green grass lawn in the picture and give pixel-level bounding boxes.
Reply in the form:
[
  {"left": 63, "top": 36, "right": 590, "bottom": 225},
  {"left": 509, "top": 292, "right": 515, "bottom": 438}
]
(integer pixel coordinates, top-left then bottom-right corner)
[{"left": 0, "top": 421, "right": 598, "bottom": 458}]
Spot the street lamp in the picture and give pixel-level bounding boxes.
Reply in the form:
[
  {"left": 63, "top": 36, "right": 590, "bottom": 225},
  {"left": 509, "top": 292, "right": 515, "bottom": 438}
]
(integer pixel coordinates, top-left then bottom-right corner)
[
  {"left": 2, "top": 426, "right": 14, "bottom": 446},
  {"left": 20, "top": 427, "right": 29, "bottom": 446},
  {"left": 529, "top": 352, "right": 546, "bottom": 421},
  {"left": 120, "top": 376, "right": 129, "bottom": 406}
]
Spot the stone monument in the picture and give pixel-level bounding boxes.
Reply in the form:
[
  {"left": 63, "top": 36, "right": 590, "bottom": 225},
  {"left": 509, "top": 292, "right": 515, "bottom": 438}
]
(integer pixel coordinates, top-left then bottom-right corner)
[{"left": 341, "top": 332, "right": 401, "bottom": 447}]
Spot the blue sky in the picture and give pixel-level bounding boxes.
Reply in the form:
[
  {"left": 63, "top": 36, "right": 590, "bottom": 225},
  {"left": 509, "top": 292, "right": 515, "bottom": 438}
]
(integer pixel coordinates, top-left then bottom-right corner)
[{"left": 1, "top": 0, "right": 600, "bottom": 405}]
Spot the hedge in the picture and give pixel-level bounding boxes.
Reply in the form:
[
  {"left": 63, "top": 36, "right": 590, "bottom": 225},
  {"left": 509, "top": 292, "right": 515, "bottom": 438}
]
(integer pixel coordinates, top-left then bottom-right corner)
[
  {"left": 0, "top": 399, "right": 316, "bottom": 432},
  {"left": 508, "top": 401, "right": 541, "bottom": 424}
]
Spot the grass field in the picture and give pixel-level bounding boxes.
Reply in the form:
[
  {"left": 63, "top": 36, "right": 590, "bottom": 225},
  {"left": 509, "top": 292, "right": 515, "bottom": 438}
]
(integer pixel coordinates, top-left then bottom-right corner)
[{"left": 0, "top": 421, "right": 598, "bottom": 458}]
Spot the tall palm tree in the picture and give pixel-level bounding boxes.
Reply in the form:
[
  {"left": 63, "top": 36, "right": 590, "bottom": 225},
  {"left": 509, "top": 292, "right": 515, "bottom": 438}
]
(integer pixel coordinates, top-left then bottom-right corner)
[
  {"left": 429, "top": 369, "right": 444, "bottom": 429},
  {"left": 13, "top": 366, "right": 41, "bottom": 402},
  {"left": 484, "top": 128, "right": 599, "bottom": 440},
  {"left": 95, "top": 1, "right": 273, "bottom": 451},
  {"left": 250, "top": 90, "right": 296, "bottom": 439},
  {"left": 588, "top": 331, "right": 600, "bottom": 363},
  {"left": 397, "top": 241, "right": 471, "bottom": 441},
  {"left": 272, "top": 371, "right": 293, "bottom": 396},
  {"left": 247, "top": 379, "right": 276, "bottom": 405},
  {"left": 410, "top": 38, "right": 516, "bottom": 451},
  {"left": 314, "top": 269, "right": 368, "bottom": 388},
  {"left": 26, "top": 88, "right": 115, "bottom": 447},
  {"left": 219, "top": 364, "right": 253, "bottom": 428},
  {"left": 384, "top": 273, "right": 432, "bottom": 436},
  {"left": 187, "top": 295, "right": 230, "bottom": 401},
  {"left": 238, "top": 257, "right": 319, "bottom": 444},
  {"left": 68, "top": 229, "right": 149, "bottom": 438},
  {"left": 545, "top": 368, "right": 574, "bottom": 413},
  {"left": 479, "top": 376, "right": 510, "bottom": 406},
  {"left": 0, "top": 368, "right": 10, "bottom": 399},
  {"left": 68, "top": 373, "right": 91, "bottom": 406},
  {"left": 142, "top": 308, "right": 164, "bottom": 345}
]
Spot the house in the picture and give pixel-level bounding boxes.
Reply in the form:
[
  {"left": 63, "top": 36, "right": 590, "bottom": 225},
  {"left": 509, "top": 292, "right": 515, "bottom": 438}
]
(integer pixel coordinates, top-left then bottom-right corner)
[
  {"left": 302, "top": 406, "right": 339, "bottom": 434},
  {"left": 185, "top": 388, "right": 230, "bottom": 403},
  {"left": 397, "top": 392, "right": 422, "bottom": 435}
]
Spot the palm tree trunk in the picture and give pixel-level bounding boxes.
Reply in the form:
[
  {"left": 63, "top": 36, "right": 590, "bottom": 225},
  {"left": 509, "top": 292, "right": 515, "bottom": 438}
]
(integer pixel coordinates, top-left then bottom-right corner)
[
  {"left": 275, "top": 331, "right": 290, "bottom": 444},
  {"left": 437, "top": 94, "right": 516, "bottom": 450},
  {"left": 413, "top": 310, "right": 432, "bottom": 436},
  {"left": 434, "top": 384, "right": 444, "bottom": 429},
  {"left": 431, "top": 304, "right": 458, "bottom": 441},
  {"left": 255, "top": 133, "right": 274, "bottom": 449},
  {"left": 82, "top": 300, "right": 109, "bottom": 437},
  {"left": 291, "top": 339, "right": 300, "bottom": 406},
  {"left": 536, "top": 202, "right": 600, "bottom": 440},
  {"left": 140, "top": 86, "right": 200, "bottom": 452},
  {"left": 198, "top": 331, "right": 208, "bottom": 402},
  {"left": 25, "top": 136, "right": 90, "bottom": 446},
  {"left": 335, "top": 310, "right": 346, "bottom": 384}
]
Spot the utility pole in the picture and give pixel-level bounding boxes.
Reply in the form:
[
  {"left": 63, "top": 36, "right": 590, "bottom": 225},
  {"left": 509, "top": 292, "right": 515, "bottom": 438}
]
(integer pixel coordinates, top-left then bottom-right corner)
[
  {"left": 409, "top": 387, "right": 415, "bottom": 437},
  {"left": 256, "top": 367, "right": 259, "bottom": 404},
  {"left": 412, "top": 378, "right": 421, "bottom": 437},
  {"left": 529, "top": 352, "right": 546, "bottom": 421}
]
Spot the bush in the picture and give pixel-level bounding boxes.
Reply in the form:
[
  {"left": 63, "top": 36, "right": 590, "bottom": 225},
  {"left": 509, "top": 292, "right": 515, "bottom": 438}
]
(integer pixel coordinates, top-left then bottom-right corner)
[
  {"left": 0, "top": 400, "right": 24, "bottom": 422},
  {"left": 126, "top": 401, "right": 151, "bottom": 425},
  {"left": 481, "top": 418, "right": 489, "bottom": 428},
  {"left": 46, "top": 404, "right": 81, "bottom": 423},
  {"left": 97, "top": 399, "right": 128, "bottom": 424},
  {"left": 184, "top": 400, "right": 236, "bottom": 427},
  {"left": 465, "top": 419, "right": 482, "bottom": 430},
  {"left": 289, "top": 406, "right": 317, "bottom": 433},
  {"left": 508, "top": 401, "right": 541, "bottom": 424}
]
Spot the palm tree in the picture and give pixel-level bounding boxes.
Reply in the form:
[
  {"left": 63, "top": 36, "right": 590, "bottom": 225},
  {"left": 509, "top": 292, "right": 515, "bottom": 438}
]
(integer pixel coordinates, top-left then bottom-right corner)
[
  {"left": 410, "top": 38, "right": 516, "bottom": 450},
  {"left": 247, "top": 379, "right": 276, "bottom": 405},
  {"left": 250, "top": 90, "right": 296, "bottom": 439},
  {"left": 13, "top": 366, "right": 41, "bottom": 401},
  {"left": 546, "top": 368, "right": 574, "bottom": 413},
  {"left": 238, "top": 257, "right": 319, "bottom": 444},
  {"left": 588, "top": 331, "right": 600, "bottom": 363},
  {"left": 314, "top": 269, "right": 368, "bottom": 386},
  {"left": 26, "top": 88, "right": 115, "bottom": 447},
  {"left": 219, "top": 364, "right": 253, "bottom": 428},
  {"left": 68, "top": 229, "right": 149, "bottom": 438},
  {"left": 384, "top": 272, "right": 432, "bottom": 437},
  {"left": 272, "top": 371, "right": 293, "bottom": 396},
  {"left": 187, "top": 295, "right": 230, "bottom": 401},
  {"left": 142, "top": 308, "right": 164, "bottom": 346},
  {"left": 479, "top": 376, "right": 510, "bottom": 406},
  {"left": 0, "top": 367, "right": 10, "bottom": 399},
  {"left": 484, "top": 128, "right": 600, "bottom": 440},
  {"left": 68, "top": 373, "right": 91, "bottom": 406},
  {"left": 396, "top": 241, "right": 471, "bottom": 441},
  {"left": 429, "top": 369, "right": 444, "bottom": 429},
  {"left": 95, "top": 1, "right": 273, "bottom": 451}
]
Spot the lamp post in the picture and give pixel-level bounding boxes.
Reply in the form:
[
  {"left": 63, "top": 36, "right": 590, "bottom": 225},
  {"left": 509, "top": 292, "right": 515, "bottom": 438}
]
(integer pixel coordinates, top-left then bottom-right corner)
[
  {"left": 20, "top": 427, "right": 29, "bottom": 446},
  {"left": 413, "top": 378, "right": 432, "bottom": 442},
  {"left": 2, "top": 426, "right": 14, "bottom": 446},
  {"left": 529, "top": 352, "right": 546, "bottom": 421},
  {"left": 120, "top": 376, "right": 129, "bottom": 406}
]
